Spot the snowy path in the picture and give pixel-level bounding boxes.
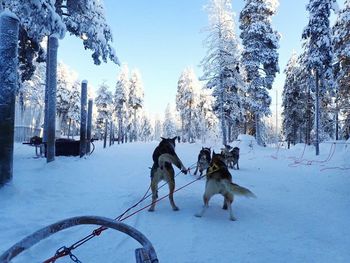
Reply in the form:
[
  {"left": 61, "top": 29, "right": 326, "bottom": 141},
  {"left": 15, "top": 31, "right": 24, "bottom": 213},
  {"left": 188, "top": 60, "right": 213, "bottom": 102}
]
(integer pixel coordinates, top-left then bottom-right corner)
[{"left": 0, "top": 140, "right": 349, "bottom": 262}]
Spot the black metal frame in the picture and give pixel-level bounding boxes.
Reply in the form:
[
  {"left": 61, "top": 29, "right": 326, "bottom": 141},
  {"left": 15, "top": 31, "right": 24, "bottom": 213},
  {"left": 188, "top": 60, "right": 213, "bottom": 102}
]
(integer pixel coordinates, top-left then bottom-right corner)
[{"left": 0, "top": 216, "right": 158, "bottom": 263}]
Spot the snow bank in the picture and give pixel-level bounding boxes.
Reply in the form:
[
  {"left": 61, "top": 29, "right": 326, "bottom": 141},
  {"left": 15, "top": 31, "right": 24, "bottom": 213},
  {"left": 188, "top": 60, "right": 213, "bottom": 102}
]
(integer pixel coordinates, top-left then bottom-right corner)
[{"left": 1, "top": 141, "right": 349, "bottom": 263}]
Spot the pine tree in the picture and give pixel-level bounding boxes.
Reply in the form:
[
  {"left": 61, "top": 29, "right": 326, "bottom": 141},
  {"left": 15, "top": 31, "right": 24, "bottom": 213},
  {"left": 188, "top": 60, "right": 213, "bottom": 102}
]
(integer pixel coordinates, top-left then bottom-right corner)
[
  {"left": 163, "top": 104, "right": 177, "bottom": 138},
  {"left": 302, "top": 0, "right": 337, "bottom": 152},
  {"left": 282, "top": 52, "right": 304, "bottom": 147},
  {"left": 197, "top": 88, "right": 219, "bottom": 143},
  {"left": 114, "top": 64, "right": 130, "bottom": 143},
  {"left": 201, "top": 0, "right": 244, "bottom": 145},
  {"left": 67, "top": 80, "right": 81, "bottom": 138},
  {"left": 95, "top": 83, "right": 113, "bottom": 138},
  {"left": 333, "top": 0, "right": 350, "bottom": 139},
  {"left": 139, "top": 112, "right": 153, "bottom": 142},
  {"left": 154, "top": 118, "right": 163, "bottom": 141},
  {"left": 60, "top": 0, "right": 119, "bottom": 65},
  {"left": 176, "top": 67, "right": 201, "bottom": 143},
  {"left": 129, "top": 69, "right": 144, "bottom": 142},
  {"left": 239, "top": 0, "right": 280, "bottom": 145}
]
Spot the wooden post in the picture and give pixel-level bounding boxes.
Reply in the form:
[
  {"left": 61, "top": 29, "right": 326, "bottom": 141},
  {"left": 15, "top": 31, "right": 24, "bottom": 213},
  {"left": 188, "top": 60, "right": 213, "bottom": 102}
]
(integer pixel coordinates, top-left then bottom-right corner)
[
  {"left": 43, "top": 38, "right": 50, "bottom": 144},
  {"left": 0, "top": 12, "right": 19, "bottom": 185},
  {"left": 46, "top": 36, "right": 58, "bottom": 163},
  {"left": 103, "top": 119, "right": 108, "bottom": 148},
  {"left": 86, "top": 99, "right": 93, "bottom": 154},
  {"left": 80, "top": 81, "right": 87, "bottom": 157}
]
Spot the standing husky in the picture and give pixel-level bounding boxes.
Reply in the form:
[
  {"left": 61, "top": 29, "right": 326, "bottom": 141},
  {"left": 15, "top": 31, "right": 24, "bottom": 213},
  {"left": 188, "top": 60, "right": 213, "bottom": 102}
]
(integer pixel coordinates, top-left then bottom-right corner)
[
  {"left": 221, "top": 145, "right": 240, "bottom": 169},
  {"left": 149, "top": 137, "right": 187, "bottom": 212},
  {"left": 195, "top": 152, "right": 255, "bottom": 221},
  {"left": 227, "top": 147, "right": 240, "bottom": 169},
  {"left": 193, "top": 147, "right": 211, "bottom": 176}
]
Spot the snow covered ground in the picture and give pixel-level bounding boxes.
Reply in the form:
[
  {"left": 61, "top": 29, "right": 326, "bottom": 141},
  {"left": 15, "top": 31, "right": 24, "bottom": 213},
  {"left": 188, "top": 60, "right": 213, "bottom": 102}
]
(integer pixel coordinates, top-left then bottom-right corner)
[{"left": 1, "top": 135, "right": 350, "bottom": 263}]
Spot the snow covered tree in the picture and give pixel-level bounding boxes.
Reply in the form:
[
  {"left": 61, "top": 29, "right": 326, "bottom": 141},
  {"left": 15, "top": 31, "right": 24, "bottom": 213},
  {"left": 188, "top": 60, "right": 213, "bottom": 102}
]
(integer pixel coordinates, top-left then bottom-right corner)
[
  {"left": 95, "top": 83, "right": 113, "bottom": 138},
  {"left": 239, "top": 0, "right": 280, "bottom": 145},
  {"left": 2, "top": 1, "right": 66, "bottom": 41},
  {"left": 201, "top": 0, "right": 245, "bottom": 145},
  {"left": 56, "top": 62, "right": 72, "bottom": 133},
  {"left": 295, "top": 47, "right": 315, "bottom": 145},
  {"left": 18, "top": 27, "right": 46, "bottom": 83},
  {"left": 282, "top": 52, "right": 305, "bottom": 147},
  {"left": 114, "top": 64, "right": 130, "bottom": 143},
  {"left": 55, "top": 63, "right": 81, "bottom": 137},
  {"left": 58, "top": 0, "right": 119, "bottom": 65},
  {"left": 163, "top": 104, "right": 177, "bottom": 138},
  {"left": 17, "top": 61, "right": 46, "bottom": 132},
  {"left": 197, "top": 88, "right": 219, "bottom": 143},
  {"left": 129, "top": 69, "right": 144, "bottom": 142},
  {"left": 302, "top": 0, "right": 337, "bottom": 153},
  {"left": 154, "top": 118, "right": 163, "bottom": 140},
  {"left": 333, "top": 0, "right": 350, "bottom": 139},
  {"left": 139, "top": 112, "right": 153, "bottom": 142},
  {"left": 66, "top": 80, "right": 81, "bottom": 138},
  {"left": 176, "top": 67, "right": 201, "bottom": 143}
]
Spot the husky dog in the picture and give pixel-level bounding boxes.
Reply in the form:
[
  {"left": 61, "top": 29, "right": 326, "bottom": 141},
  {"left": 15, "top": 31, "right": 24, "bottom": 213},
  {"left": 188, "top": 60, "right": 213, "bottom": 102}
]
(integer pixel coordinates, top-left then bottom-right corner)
[
  {"left": 226, "top": 147, "right": 240, "bottom": 169},
  {"left": 148, "top": 137, "right": 187, "bottom": 212},
  {"left": 193, "top": 147, "right": 211, "bottom": 176},
  {"left": 195, "top": 151, "right": 255, "bottom": 221},
  {"left": 221, "top": 145, "right": 240, "bottom": 169}
]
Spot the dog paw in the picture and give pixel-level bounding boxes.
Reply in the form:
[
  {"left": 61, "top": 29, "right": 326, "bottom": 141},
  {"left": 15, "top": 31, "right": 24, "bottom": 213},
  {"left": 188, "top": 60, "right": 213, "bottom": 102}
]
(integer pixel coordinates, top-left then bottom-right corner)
[
  {"left": 229, "top": 216, "right": 237, "bottom": 221},
  {"left": 148, "top": 208, "right": 155, "bottom": 212},
  {"left": 194, "top": 214, "right": 202, "bottom": 218},
  {"left": 172, "top": 206, "right": 179, "bottom": 211}
]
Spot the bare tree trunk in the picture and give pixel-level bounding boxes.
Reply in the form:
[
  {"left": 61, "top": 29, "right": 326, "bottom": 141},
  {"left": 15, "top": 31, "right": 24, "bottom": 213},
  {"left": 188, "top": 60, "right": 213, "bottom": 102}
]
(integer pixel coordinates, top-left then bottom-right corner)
[
  {"left": 109, "top": 121, "right": 113, "bottom": 146},
  {"left": 315, "top": 69, "right": 320, "bottom": 156},
  {"left": 118, "top": 110, "right": 122, "bottom": 144},
  {"left": 0, "top": 12, "right": 19, "bottom": 185},
  {"left": 79, "top": 81, "right": 87, "bottom": 157},
  {"left": 255, "top": 112, "right": 262, "bottom": 145},
  {"left": 306, "top": 86, "right": 312, "bottom": 145},
  {"left": 103, "top": 119, "right": 108, "bottom": 148},
  {"left": 46, "top": 36, "right": 58, "bottom": 163},
  {"left": 220, "top": 75, "right": 227, "bottom": 145}
]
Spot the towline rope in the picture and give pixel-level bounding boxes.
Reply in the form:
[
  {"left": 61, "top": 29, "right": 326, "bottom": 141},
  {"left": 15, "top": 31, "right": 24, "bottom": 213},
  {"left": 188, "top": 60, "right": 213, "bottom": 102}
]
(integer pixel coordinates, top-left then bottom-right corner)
[{"left": 43, "top": 162, "right": 198, "bottom": 263}]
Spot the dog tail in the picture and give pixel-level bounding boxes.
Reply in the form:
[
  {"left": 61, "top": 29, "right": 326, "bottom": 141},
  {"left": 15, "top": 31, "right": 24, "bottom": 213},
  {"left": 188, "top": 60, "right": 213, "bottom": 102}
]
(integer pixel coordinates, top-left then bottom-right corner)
[
  {"left": 158, "top": 153, "right": 186, "bottom": 171},
  {"left": 224, "top": 181, "right": 256, "bottom": 198}
]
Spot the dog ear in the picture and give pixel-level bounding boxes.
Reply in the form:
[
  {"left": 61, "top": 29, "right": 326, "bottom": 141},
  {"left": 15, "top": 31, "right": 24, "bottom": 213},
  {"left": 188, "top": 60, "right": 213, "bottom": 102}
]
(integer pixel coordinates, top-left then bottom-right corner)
[
  {"left": 171, "top": 136, "right": 177, "bottom": 141},
  {"left": 160, "top": 137, "right": 165, "bottom": 140}
]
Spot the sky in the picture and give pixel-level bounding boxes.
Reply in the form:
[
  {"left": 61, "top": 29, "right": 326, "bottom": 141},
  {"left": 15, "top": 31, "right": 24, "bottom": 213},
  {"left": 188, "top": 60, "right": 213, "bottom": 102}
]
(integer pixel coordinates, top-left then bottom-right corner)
[{"left": 58, "top": 0, "right": 345, "bottom": 119}]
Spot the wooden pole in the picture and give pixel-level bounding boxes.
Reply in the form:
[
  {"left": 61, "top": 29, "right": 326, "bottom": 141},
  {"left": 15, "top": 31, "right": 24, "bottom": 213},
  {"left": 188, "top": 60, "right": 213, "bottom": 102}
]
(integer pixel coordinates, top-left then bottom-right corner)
[
  {"left": 0, "top": 12, "right": 19, "bottom": 185},
  {"left": 79, "top": 81, "right": 87, "bottom": 157},
  {"left": 86, "top": 99, "right": 93, "bottom": 154},
  {"left": 46, "top": 35, "right": 58, "bottom": 163}
]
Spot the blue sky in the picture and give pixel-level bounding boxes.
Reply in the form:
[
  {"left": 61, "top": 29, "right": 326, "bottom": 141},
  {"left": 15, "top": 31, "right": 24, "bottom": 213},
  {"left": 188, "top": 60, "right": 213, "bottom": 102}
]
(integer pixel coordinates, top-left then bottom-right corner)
[{"left": 58, "top": 0, "right": 344, "bottom": 118}]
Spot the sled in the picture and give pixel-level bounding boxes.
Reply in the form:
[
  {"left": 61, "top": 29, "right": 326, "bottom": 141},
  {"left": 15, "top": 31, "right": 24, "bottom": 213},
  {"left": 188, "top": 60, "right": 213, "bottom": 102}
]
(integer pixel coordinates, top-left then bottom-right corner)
[{"left": 0, "top": 216, "right": 158, "bottom": 263}]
